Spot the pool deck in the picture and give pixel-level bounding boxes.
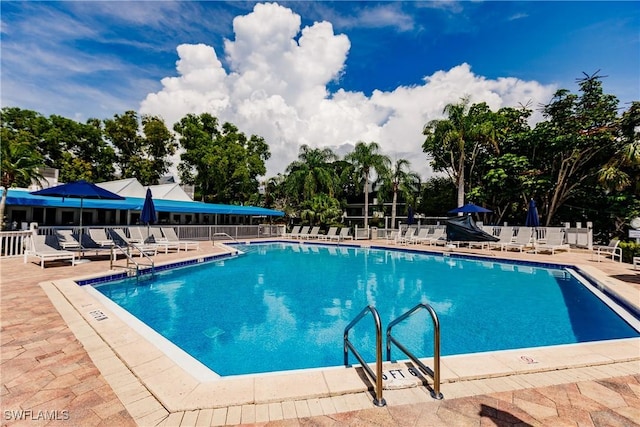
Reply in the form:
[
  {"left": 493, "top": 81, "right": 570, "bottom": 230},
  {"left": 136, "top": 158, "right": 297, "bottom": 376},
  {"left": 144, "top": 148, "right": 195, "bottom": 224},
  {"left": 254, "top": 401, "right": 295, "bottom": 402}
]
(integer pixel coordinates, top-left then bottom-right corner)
[{"left": 1, "top": 239, "right": 639, "bottom": 426}]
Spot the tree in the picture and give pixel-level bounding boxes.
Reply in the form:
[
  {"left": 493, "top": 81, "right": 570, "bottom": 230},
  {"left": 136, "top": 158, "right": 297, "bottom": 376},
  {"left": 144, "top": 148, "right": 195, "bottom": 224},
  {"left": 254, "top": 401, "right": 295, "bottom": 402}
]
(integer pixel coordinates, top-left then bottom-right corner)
[
  {"left": 530, "top": 73, "right": 620, "bottom": 225},
  {"left": 103, "top": 111, "right": 176, "bottom": 185},
  {"left": 285, "top": 145, "right": 339, "bottom": 203},
  {"left": 379, "top": 159, "right": 421, "bottom": 229},
  {"left": 300, "top": 193, "right": 342, "bottom": 226},
  {"left": 173, "top": 113, "right": 270, "bottom": 203},
  {"left": 0, "top": 127, "right": 45, "bottom": 228},
  {"left": 423, "top": 98, "right": 499, "bottom": 208},
  {"left": 598, "top": 101, "right": 640, "bottom": 193},
  {"left": 344, "top": 141, "right": 390, "bottom": 229}
]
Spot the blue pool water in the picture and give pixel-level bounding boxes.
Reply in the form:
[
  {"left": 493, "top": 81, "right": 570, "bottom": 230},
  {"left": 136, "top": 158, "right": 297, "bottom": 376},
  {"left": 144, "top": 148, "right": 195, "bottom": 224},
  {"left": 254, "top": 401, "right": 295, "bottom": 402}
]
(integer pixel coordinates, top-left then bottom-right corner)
[{"left": 95, "top": 243, "right": 639, "bottom": 376}]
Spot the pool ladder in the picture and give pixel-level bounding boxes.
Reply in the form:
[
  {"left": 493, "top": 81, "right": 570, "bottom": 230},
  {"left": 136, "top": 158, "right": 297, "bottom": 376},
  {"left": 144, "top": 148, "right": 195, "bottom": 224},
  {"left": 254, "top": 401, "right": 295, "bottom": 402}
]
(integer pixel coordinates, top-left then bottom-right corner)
[
  {"left": 109, "top": 244, "right": 155, "bottom": 282},
  {"left": 343, "top": 303, "right": 442, "bottom": 407}
]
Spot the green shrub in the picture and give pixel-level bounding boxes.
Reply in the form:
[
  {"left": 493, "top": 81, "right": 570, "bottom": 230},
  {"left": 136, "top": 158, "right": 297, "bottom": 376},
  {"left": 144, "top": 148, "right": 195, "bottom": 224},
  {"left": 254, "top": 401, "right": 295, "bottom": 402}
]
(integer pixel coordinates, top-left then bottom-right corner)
[{"left": 619, "top": 240, "right": 640, "bottom": 264}]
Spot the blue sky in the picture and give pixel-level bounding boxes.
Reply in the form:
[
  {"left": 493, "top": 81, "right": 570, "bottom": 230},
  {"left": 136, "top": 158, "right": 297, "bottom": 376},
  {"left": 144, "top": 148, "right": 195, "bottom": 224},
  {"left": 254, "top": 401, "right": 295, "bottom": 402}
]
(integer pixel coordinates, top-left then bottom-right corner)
[{"left": 1, "top": 1, "right": 638, "bottom": 178}]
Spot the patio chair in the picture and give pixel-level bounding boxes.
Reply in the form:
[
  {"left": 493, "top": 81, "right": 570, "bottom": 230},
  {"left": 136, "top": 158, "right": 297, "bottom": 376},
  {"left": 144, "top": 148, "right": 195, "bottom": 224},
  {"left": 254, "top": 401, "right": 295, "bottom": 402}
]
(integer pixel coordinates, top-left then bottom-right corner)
[
  {"left": 397, "top": 227, "right": 417, "bottom": 245},
  {"left": 161, "top": 227, "right": 200, "bottom": 251},
  {"left": 422, "top": 228, "right": 446, "bottom": 246},
  {"left": 503, "top": 227, "right": 533, "bottom": 252},
  {"left": 128, "top": 226, "right": 149, "bottom": 244},
  {"left": 410, "top": 228, "right": 430, "bottom": 244},
  {"left": 24, "top": 235, "right": 75, "bottom": 268},
  {"left": 88, "top": 228, "right": 115, "bottom": 248},
  {"left": 593, "top": 239, "right": 622, "bottom": 262},
  {"left": 54, "top": 229, "right": 82, "bottom": 250},
  {"left": 304, "top": 226, "right": 321, "bottom": 239},
  {"left": 145, "top": 227, "right": 180, "bottom": 254},
  {"left": 534, "top": 229, "right": 570, "bottom": 254},
  {"left": 488, "top": 227, "right": 514, "bottom": 251},
  {"left": 292, "top": 226, "right": 310, "bottom": 239},
  {"left": 335, "top": 227, "right": 353, "bottom": 241},
  {"left": 318, "top": 227, "right": 338, "bottom": 241},
  {"left": 108, "top": 228, "right": 158, "bottom": 257},
  {"left": 284, "top": 226, "right": 301, "bottom": 239}
]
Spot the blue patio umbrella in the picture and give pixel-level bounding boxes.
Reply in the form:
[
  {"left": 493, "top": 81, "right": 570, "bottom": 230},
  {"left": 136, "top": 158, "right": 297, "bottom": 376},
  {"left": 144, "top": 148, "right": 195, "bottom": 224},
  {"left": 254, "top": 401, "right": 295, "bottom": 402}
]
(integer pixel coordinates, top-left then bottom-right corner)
[
  {"left": 140, "top": 188, "right": 157, "bottom": 241},
  {"left": 31, "top": 180, "right": 124, "bottom": 251},
  {"left": 407, "top": 206, "right": 415, "bottom": 225},
  {"left": 525, "top": 199, "right": 540, "bottom": 227},
  {"left": 448, "top": 203, "right": 492, "bottom": 214}
]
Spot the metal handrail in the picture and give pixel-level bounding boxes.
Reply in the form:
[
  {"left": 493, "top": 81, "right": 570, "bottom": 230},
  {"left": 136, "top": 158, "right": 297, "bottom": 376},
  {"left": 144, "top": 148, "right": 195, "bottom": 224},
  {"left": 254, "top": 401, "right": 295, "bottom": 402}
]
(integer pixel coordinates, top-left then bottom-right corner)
[
  {"left": 212, "top": 232, "right": 238, "bottom": 243},
  {"left": 343, "top": 305, "right": 386, "bottom": 407},
  {"left": 386, "top": 303, "right": 443, "bottom": 399},
  {"left": 109, "top": 244, "right": 155, "bottom": 282}
]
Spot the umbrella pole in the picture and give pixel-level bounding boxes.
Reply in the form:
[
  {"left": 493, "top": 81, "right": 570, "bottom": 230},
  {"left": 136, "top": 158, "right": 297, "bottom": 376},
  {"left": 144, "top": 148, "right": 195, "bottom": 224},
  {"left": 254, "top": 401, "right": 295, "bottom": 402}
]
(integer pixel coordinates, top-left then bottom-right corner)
[{"left": 79, "top": 198, "right": 84, "bottom": 255}]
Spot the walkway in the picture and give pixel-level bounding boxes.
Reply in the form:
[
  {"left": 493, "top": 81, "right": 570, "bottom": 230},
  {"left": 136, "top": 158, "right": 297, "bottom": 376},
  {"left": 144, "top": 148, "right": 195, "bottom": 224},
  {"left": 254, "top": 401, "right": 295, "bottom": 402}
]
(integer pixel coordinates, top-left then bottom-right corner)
[{"left": 1, "top": 240, "right": 639, "bottom": 426}]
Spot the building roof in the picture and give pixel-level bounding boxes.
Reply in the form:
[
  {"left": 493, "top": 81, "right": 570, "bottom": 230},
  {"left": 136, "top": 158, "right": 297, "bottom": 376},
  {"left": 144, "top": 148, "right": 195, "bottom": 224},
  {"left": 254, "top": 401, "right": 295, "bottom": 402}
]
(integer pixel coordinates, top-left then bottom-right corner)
[{"left": 6, "top": 189, "right": 284, "bottom": 217}]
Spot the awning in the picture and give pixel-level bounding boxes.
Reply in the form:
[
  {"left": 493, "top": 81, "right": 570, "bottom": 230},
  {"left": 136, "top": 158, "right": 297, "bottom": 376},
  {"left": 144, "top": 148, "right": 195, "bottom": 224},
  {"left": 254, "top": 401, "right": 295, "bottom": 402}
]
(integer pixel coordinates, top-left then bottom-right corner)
[{"left": 6, "top": 189, "right": 284, "bottom": 217}]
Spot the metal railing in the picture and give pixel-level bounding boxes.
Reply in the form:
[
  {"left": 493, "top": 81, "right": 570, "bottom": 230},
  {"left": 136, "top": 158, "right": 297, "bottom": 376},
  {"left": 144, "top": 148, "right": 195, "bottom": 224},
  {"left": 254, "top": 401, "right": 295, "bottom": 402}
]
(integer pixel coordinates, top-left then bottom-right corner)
[
  {"left": 386, "top": 303, "right": 443, "bottom": 399},
  {"left": 109, "top": 244, "right": 155, "bottom": 282},
  {"left": 343, "top": 305, "right": 386, "bottom": 407}
]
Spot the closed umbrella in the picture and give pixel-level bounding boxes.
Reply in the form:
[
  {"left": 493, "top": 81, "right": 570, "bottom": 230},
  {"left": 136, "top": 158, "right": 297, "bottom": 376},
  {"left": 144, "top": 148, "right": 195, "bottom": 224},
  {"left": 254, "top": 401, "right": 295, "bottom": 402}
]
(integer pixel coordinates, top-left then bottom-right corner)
[
  {"left": 140, "top": 188, "right": 157, "bottom": 242},
  {"left": 31, "top": 180, "right": 125, "bottom": 252},
  {"left": 407, "top": 206, "right": 415, "bottom": 225},
  {"left": 525, "top": 199, "right": 540, "bottom": 227}
]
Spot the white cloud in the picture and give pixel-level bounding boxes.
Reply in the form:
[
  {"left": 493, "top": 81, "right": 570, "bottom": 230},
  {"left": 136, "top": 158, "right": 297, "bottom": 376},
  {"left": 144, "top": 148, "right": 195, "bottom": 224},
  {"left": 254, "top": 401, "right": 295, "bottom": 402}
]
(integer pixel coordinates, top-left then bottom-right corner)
[{"left": 140, "top": 2, "right": 556, "bottom": 181}]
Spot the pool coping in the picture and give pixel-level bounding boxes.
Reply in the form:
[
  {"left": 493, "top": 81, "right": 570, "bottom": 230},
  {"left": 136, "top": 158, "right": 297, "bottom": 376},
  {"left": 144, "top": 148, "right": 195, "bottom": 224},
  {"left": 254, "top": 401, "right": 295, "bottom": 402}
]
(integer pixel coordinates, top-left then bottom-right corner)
[{"left": 41, "top": 240, "right": 640, "bottom": 424}]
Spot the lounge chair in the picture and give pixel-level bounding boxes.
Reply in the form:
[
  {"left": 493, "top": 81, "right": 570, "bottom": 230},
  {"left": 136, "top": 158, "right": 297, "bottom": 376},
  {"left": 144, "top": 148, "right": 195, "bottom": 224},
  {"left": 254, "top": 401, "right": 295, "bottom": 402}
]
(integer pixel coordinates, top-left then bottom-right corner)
[
  {"left": 422, "top": 228, "right": 446, "bottom": 246},
  {"left": 284, "top": 226, "right": 301, "bottom": 239},
  {"left": 319, "top": 227, "right": 338, "bottom": 241},
  {"left": 128, "top": 226, "right": 149, "bottom": 244},
  {"left": 292, "top": 226, "right": 310, "bottom": 239},
  {"left": 410, "top": 228, "right": 431, "bottom": 244},
  {"left": 534, "top": 230, "right": 570, "bottom": 254},
  {"left": 488, "top": 227, "right": 514, "bottom": 251},
  {"left": 397, "top": 227, "right": 417, "bottom": 245},
  {"left": 24, "top": 235, "right": 75, "bottom": 268},
  {"left": 109, "top": 228, "right": 157, "bottom": 257},
  {"left": 593, "top": 238, "right": 622, "bottom": 262},
  {"left": 161, "top": 227, "right": 200, "bottom": 251},
  {"left": 335, "top": 227, "right": 353, "bottom": 241},
  {"left": 503, "top": 227, "right": 533, "bottom": 252},
  {"left": 54, "top": 229, "right": 82, "bottom": 250},
  {"left": 304, "top": 226, "right": 321, "bottom": 239},
  {"left": 88, "top": 228, "right": 115, "bottom": 248}
]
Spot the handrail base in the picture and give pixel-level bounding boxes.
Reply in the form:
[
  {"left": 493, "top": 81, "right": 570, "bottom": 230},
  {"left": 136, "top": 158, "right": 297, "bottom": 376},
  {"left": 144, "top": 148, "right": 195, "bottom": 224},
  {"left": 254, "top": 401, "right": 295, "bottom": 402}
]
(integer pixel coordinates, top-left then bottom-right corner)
[{"left": 373, "top": 398, "right": 387, "bottom": 407}]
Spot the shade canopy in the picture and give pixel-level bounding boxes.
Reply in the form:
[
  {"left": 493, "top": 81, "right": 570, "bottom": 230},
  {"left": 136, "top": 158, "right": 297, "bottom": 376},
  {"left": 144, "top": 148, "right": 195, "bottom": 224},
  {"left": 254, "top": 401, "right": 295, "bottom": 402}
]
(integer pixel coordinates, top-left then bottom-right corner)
[
  {"left": 140, "top": 189, "right": 157, "bottom": 225},
  {"left": 525, "top": 199, "right": 540, "bottom": 227},
  {"left": 448, "top": 203, "right": 492, "bottom": 214}
]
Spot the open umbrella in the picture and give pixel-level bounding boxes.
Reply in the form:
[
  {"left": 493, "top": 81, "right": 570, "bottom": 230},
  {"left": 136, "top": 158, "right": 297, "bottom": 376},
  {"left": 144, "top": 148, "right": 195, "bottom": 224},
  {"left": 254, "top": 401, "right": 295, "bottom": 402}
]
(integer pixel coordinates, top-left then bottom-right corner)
[
  {"left": 140, "top": 188, "right": 157, "bottom": 242},
  {"left": 31, "top": 180, "right": 125, "bottom": 249},
  {"left": 448, "top": 203, "right": 492, "bottom": 214},
  {"left": 525, "top": 199, "right": 540, "bottom": 227}
]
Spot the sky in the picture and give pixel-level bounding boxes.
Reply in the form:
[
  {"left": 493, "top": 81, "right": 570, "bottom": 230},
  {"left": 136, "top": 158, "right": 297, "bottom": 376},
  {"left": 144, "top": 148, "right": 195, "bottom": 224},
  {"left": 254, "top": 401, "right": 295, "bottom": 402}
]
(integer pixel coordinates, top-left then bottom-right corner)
[{"left": 2, "top": 1, "right": 639, "bottom": 180}]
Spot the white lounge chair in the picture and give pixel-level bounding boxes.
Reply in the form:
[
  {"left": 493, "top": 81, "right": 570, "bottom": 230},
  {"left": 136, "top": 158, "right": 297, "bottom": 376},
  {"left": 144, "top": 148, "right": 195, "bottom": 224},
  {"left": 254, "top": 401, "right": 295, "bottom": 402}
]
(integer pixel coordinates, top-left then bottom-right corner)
[
  {"left": 88, "top": 228, "right": 115, "bottom": 248},
  {"left": 503, "top": 227, "right": 533, "bottom": 252},
  {"left": 410, "top": 228, "right": 430, "bottom": 245},
  {"left": 24, "top": 235, "right": 75, "bottom": 268},
  {"left": 319, "top": 227, "right": 338, "bottom": 240},
  {"left": 335, "top": 227, "right": 353, "bottom": 241},
  {"left": 109, "top": 229, "right": 157, "bottom": 257},
  {"left": 488, "top": 227, "right": 514, "bottom": 251},
  {"left": 397, "top": 227, "right": 417, "bottom": 245},
  {"left": 54, "top": 229, "right": 82, "bottom": 250},
  {"left": 292, "top": 226, "right": 310, "bottom": 239},
  {"left": 422, "top": 228, "right": 446, "bottom": 246},
  {"left": 304, "top": 226, "right": 321, "bottom": 239},
  {"left": 534, "top": 230, "right": 570, "bottom": 254},
  {"left": 284, "top": 226, "right": 301, "bottom": 239},
  {"left": 593, "top": 238, "right": 622, "bottom": 262},
  {"left": 161, "top": 227, "right": 200, "bottom": 251},
  {"left": 145, "top": 227, "right": 180, "bottom": 253}
]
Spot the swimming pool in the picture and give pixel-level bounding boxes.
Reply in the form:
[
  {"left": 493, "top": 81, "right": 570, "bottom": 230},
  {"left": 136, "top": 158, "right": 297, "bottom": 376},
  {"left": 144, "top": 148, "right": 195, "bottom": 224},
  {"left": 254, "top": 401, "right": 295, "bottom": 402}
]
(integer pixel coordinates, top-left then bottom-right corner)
[{"left": 94, "top": 242, "right": 639, "bottom": 376}]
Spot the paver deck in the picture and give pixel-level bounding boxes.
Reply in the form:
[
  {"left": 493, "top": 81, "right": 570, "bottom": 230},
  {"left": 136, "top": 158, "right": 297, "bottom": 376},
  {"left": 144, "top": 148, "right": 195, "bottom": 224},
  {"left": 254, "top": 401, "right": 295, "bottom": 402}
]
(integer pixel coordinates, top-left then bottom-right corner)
[{"left": 2, "top": 238, "right": 639, "bottom": 426}]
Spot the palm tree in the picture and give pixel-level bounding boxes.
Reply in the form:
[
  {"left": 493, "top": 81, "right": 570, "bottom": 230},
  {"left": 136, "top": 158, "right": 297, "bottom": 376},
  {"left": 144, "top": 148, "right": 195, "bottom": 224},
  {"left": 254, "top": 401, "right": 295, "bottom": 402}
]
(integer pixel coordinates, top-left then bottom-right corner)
[
  {"left": 380, "top": 159, "right": 421, "bottom": 229},
  {"left": 345, "top": 141, "right": 390, "bottom": 229},
  {"left": 286, "top": 145, "right": 339, "bottom": 201},
  {"left": 598, "top": 101, "right": 640, "bottom": 192},
  {"left": 423, "top": 97, "right": 498, "bottom": 208},
  {"left": 0, "top": 138, "right": 45, "bottom": 229}
]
